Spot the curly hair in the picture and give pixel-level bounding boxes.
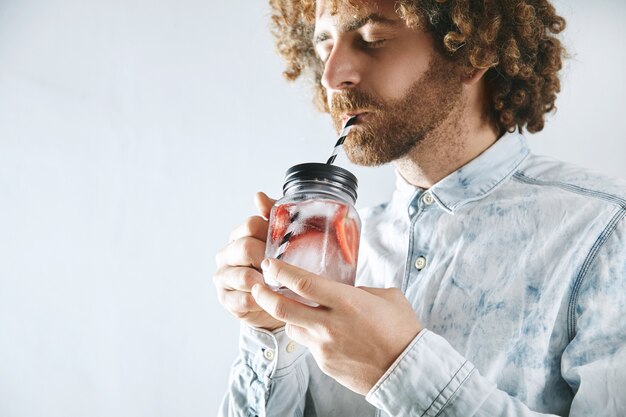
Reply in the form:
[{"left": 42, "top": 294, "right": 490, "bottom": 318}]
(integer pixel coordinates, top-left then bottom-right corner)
[{"left": 268, "top": 0, "right": 567, "bottom": 134}]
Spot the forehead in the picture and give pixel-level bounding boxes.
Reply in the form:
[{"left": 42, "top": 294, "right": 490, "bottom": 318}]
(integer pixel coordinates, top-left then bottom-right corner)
[{"left": 315, "top": 0, "right": 397, "bottom": 23}]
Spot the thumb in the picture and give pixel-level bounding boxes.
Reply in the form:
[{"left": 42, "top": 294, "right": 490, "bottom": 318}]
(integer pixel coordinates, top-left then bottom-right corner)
[{"left": 254, "top": 192, "right": 276, "bottom": 220}]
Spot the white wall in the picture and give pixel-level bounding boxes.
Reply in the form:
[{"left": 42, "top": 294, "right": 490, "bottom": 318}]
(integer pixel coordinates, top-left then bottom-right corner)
[{"left": 0, "top": 0, "right": 623, "bottom": 416}]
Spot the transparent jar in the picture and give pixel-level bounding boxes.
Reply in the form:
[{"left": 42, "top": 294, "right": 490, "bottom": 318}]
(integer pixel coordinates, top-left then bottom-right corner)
[{"left": 264, "top": 163, "right": 361, "bottom": 303}]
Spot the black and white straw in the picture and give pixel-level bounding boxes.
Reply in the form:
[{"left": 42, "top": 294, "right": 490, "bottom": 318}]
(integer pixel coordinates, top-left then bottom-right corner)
[
  {"left": 326, "top": 116, "right": 356, "bottom": 165},
  {"left": 275, "top": 212, "right": 300, "bottom": 260}
]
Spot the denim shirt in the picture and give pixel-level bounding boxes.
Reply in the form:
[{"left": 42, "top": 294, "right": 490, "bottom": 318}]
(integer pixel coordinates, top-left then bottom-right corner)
[{"left": 219, "top": 134, "right": 626, "bottom": 417}]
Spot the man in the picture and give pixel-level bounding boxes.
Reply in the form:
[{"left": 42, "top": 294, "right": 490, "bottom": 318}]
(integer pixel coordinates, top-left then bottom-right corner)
[{"left": 214, "top": 0, "right": 626, "bottom": 415}]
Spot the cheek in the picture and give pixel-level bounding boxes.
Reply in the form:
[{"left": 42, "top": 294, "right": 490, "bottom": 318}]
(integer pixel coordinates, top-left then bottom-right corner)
[{"left": 368, "top": 51, "right": 432, "bottom": 101}]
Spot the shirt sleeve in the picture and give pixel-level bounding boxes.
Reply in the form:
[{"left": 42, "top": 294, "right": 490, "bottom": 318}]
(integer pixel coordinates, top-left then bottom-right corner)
[
  {"left": 366, "top": 218, "right": 626, "bottom": 417},
  {"left": 560, "top": 213, "right": 626, "bottom": 416},
  {"left": 218, "top": 323, "right": 310, "bottom": 417}
]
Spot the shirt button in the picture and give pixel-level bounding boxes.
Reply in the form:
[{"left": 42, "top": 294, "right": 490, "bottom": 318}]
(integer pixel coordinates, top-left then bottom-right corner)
[
  {"left": 263, "top": 348, "right": 275, "bottom": 361},
  {"left": 286, "top": 341, "right": 296, "bottom": 354},
  {"left": 414, "top": 256, "right": 427, "bottom": 270},
  {"left": 422, "top": 192, "right": 434, "bottom": 205}
]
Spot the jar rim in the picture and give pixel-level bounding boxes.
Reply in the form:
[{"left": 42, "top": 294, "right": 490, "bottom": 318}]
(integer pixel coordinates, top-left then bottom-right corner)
[{"left": 283, "top": 163, "right": 358, "bottom": 202}]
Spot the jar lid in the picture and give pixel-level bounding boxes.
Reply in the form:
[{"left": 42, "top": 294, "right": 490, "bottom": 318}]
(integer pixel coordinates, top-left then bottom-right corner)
[{"left": 283, "top": 163, "right": 358, "bottom": 202}]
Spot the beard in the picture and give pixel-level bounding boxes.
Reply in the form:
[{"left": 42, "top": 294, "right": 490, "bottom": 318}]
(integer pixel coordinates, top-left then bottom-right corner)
[{"left": 329, "top": 55, "right": 463, "bottom": 166}]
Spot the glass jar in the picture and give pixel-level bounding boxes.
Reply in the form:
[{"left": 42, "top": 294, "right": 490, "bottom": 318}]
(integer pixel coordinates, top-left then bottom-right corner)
[{"left": 264, "top": 163, "right": 361, "bottom": 303}]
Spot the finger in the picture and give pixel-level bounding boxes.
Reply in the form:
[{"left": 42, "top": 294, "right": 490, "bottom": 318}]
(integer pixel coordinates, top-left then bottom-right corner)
[
  {"left": 255, "top": 192, "right": 276, "bottom": 220},
  {"left": 261, "top": 258, "right": 344, "bottom": 307},
  {"left": 251, "top": 283, "right": 323, "bottom": 327},
  {"left": 216, "top": 237, "right": 266, "bottom": 269},
  {"left": 229, "top": 215, "right": 269, "bottom": 242},
  {"left": 220, "top": 289, "right": 264, "bottom": 316},
  {"left": 214, "top": 266, "right": 264, "bottom": 292}
]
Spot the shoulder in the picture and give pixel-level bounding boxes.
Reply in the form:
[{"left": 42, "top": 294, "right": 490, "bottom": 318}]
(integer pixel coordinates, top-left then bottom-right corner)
[{"left": 513, "top": 153, "right": 626, "bottom": 207}]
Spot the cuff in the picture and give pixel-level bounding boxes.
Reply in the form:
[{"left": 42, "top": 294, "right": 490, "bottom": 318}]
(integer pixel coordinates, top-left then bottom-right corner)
[
  {"left": 365, "top": 329, "right": 476, "bottom": 416},
  {"left": 239, "top": 323, "right": 308, "bottom": 379}
]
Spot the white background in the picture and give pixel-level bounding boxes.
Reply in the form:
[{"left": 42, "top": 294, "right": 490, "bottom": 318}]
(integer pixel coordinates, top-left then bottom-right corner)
[{"left": 0, "top": 0, "right": 624, "bottom": 416}]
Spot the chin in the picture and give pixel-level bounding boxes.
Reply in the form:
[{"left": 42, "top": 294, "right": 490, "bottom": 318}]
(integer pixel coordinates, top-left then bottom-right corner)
[{"left": 345, "top": 146, "right": 392, "bottom": 167}]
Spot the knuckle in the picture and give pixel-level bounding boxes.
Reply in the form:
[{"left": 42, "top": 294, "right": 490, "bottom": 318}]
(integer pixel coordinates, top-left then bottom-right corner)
[
  {"left": 241, "top": 217, "right": 256, "bottom": 237},
  {"left": 293, "top": 275, "right": 314, "bottom": 295},
  {"left": 272, "top": 300, "right": 289, "bottom": 321},
  {"left": 240, "top": 293, "right": 256, "bottom": 310},
  {"left": 239, "top": 237, "right": 261, "bottom": 266},
  {"left": 233, "top": 308, "right": 248, "bottom": 319},
  {"left": 232, "top": 216, "right": 266, "bottom": 242},
  {"left": 245, "top": 216, "right": 264, "bottom": 236},
  {"left": 240, "top": 269, "right": 260, "bottom": 290}
]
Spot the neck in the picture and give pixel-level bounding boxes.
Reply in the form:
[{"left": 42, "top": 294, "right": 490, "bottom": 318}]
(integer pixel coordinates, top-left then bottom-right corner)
[{"left": 392, "top": 90, "right": 499, "bottom": 189}]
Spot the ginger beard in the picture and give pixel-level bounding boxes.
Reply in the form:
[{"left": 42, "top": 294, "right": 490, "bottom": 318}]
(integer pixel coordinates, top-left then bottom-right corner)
[{"left": 329, "top": 54, "right": 463, "bottom": 166}]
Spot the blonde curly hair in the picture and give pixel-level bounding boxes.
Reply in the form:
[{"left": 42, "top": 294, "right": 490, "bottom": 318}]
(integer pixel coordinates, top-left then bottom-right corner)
[{"left": 268, "top": 0, "right": 567, "bottom": 134}]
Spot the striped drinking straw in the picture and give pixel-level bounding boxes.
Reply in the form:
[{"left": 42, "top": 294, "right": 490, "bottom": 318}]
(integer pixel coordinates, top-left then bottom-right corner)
[
  {"left": 326, "top": 116, "right": 357, "bottom": 165},
  {"left": 275, "top": 116, "right": 357, "bottom": 261},
  {"left": 275, "top": 211, "right": 299, "bottom": 260}
]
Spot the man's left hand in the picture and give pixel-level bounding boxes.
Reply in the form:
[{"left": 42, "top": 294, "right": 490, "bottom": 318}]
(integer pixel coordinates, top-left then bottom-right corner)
[{"left": 252, "top": 258, "right": 423, "bottom": 395}]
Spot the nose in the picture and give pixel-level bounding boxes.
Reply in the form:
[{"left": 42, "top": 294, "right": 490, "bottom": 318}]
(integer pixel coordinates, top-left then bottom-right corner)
[{"left": 320, "top": 41, "right": 362, "bottom": 93}]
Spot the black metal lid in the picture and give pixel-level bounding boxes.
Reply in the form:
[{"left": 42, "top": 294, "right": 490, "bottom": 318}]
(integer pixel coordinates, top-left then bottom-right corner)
[{"left": 283, "top": 163, "right": 358, "bottom": 202}]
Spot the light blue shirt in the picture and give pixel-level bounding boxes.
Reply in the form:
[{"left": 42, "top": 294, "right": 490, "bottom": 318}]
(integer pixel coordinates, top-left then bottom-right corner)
[{"left": 219, "top": 134, "right": 626, "bottom": 416}]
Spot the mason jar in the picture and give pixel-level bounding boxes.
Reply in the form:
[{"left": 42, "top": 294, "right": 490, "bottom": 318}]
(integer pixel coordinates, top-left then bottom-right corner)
[{"left": 264, "top": 163, "right": 361, "bottom": 304}]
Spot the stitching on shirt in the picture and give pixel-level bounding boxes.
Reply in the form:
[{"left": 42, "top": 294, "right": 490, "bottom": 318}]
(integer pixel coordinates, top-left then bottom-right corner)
[
  {"left": 433, "top": 366, "right": 475, "bottom": 417},
  {"left": 420, "top": 360, "right": 472, "bottom": 417},
  {"left": 511, "top": 172, "right": 626, "bottom": 340},
  {"left": 567, "top": 208, "right": 626, "bottom": 339},
  {"left": 512, "top": 172, "right": 626, "bottom": 209}
]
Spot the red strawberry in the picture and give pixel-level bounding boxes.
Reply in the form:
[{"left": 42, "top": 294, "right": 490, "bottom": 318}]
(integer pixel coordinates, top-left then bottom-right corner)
[
  {"left": 270, "top": 204, "right": 291, "bottom": 242},
  {"left": 333, "top": 205, "right": 359, "bottom": 266}
]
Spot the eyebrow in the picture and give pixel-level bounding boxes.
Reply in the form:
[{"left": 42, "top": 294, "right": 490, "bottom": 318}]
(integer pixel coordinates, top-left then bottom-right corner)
[
  {"left": 342, "top": 13, "right": 401, "bottom": 32},
  {"left": 313, "top": 13, "right": 402, "bottom": 44}
]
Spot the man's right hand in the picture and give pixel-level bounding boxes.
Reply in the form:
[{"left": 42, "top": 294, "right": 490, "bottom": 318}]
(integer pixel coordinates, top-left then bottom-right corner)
[{"left": 213, "top": 192, "right": 284, "bottom": 331}]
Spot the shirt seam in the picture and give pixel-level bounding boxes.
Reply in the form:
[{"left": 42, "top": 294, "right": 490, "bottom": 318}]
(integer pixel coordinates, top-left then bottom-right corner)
[
  {"left": 512, "top": 172, "right": 626, "bottom": 209},
  {"left": 566, "top": 208, "right": 626, "bottom": 339},
  {"left": 511, "top": 172, "right": 626, "bottom": 340},
  {"left": 422, "top": 361, "right": 474, "bottom": 417}
]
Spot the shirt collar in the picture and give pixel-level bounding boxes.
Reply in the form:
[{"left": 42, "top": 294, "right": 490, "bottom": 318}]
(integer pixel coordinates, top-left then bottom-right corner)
[{"left": 390, "top": 133, "right": 530, "bottom": 215}]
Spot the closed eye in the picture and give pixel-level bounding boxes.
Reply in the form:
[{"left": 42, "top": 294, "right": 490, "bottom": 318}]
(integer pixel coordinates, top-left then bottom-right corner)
[{"left": 361, "top": 39, "right": 387, "bottom": 48}]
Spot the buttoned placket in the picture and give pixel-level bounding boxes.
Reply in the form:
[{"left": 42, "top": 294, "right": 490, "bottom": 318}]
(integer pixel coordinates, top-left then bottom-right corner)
[{"left": 403, "top": 190, "right": 435, "bottom": 291}]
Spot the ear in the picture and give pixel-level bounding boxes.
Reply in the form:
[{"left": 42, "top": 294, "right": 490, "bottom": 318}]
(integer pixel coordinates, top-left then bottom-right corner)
[{"left": 462, "top": 67, "right": 489, "bottom": 86}]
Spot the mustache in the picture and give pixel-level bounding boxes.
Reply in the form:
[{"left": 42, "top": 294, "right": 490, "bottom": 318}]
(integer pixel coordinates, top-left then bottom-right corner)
[{"left": 329, "top": 90, "right": 383, "bottom": 118}]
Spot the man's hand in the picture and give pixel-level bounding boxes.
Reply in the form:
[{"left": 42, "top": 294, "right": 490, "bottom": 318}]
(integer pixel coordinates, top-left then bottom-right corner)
[
  {"left": 252, "top": 258, "right": 423, "bottom": 395},
  {"left": 213, "top": 192, "right": 284, "bottom": 331}
]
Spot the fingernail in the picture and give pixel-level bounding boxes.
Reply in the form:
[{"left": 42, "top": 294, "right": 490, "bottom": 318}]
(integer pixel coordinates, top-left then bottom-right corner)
[
  {"left": 261, "top": 258, "right": 270, "bottom": 271},
  {"left": 251, "top": 283, "right": 260, "bottom": 297}
]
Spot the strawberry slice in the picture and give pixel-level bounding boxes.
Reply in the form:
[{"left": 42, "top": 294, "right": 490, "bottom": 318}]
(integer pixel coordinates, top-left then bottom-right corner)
[
  {"left": 270, "top": 204, "right": 292, "bottom": 242},
  {"left": 333, "top": 205, "right": 359, "bottom": 266}
]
